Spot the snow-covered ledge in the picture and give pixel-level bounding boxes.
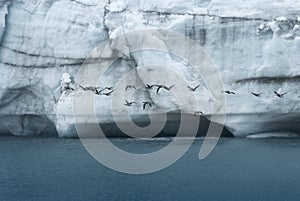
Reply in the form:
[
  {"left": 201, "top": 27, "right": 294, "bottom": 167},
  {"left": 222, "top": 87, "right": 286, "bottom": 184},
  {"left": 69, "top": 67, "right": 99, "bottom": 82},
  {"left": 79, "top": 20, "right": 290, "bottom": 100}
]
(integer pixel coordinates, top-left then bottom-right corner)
[{"left": 0, "top": 0, "right": 300, "bottom": 137}]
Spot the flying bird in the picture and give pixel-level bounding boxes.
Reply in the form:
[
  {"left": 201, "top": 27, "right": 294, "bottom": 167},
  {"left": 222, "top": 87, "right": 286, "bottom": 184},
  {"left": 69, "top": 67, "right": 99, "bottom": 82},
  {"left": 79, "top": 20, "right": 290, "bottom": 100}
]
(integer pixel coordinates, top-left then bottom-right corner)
[
  {"left": 100, "top": 90, "right": 114, "bottom": 96},
  {"left": 221, "top": 91, "right": 236, "bottom": 95},
  {"left": 64, "top": 86, "right": 75, "bottom": 91},
  {"left": 95, "top": 88, "right": 105, "bottom": 95},
  {"left": 156, "top": 84, "right": 175, "bottom": 94},
  {"left": 163, "top": 84, "right": 175, "bottom": 90},
  {"left": 274, "top": 91, "right": 287, "bottom": 98},
  {"left": 156, "top": 86, "right": 164, "bottom": 94},
  {"left": 95, "top": 87, "right": 114, "bottom": 94},
  {"left": 143, "top": 102, "right": 152, "bottom": 110},
  {"left": 188, "top": 85, "right": 200, "bottom": 92},
  {"left": 124, "top": 100, "right": 137, "bottom": 106},
  {"left": 145, "top": 84, "right": 155, "bottom": 89},
  {"left": 79, "top": 85, "right": 96, "bottom": 92},
  {"left": 104, "top": 87, "right": 114, "bottom": 91},
  {"left": 79, "top": 85, "right": 86, "bottom": 90},
  {"left": 194, "top": 111, "right": 204, "bottom": 116},
  {"left": 79, "top": 85, "right": 113, "bottom": 95},
  {"left": 251, "top": 92, "right": 262, "bottom": 97},
  {"left": 125, "top": 85, "right": 136, "bottom": 91}
]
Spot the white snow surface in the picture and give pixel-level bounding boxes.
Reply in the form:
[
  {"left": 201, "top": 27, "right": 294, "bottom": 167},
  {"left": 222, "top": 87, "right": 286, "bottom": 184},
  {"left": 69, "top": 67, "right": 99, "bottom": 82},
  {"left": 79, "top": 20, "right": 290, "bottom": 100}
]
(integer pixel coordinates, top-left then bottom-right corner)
[{"left": 0, "top": 0, "right": 300, "bottom": 137}]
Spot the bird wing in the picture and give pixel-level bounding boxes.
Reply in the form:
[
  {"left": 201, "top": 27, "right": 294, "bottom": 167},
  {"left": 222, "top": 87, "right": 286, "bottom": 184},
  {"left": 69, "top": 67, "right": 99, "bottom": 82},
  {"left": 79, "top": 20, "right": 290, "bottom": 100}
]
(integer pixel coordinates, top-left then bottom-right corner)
[
  {"left": 168, "top": 85, "right": 175, "bottom": 90},
  {"left": 194, "top": 85, "right": 200, "bottom": 90},
  {"left": 156, "top": 86, "right": 162, "bottom": 94},
  {"left": 79, "top": 85, "right": 85, "bottom": 90},
  {"left": 105, "top": 90, "right": 114, "bottom": 96},
  {"left": 92, "top": 87, "right": 98, "bottom": 93},
  {"left": 94, "top": 88, "right": 100, "bottom": 94}
]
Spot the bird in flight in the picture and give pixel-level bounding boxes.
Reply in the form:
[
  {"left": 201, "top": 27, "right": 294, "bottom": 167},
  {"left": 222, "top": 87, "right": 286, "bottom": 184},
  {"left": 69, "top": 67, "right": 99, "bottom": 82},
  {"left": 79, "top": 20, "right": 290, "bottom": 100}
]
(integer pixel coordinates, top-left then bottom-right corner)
[
  {"left": 145, "top": 84, "right": 155, "bottom": 90},
  {"left": 100, "top": 90, "right": 114, "bottom": 96},
  {"left": 64, "top": 86, "right": 75, "bottom": 91},
  {"left": 143, "top": 102, "right": 152, "bottom": 110},
  {"left": 125, "top": 85, "right": 136, "bottom": 91},
  {"left": 105, "top": 87, "right": 114, "bottom": 91},
  {"left": 221, "top": 91, "right": 236, "bottom": 95},
  {"left": 124, "top": 100, "right": 137, "bottom": 106},
  {"left": 188, "top": 85, "right": 200, "bottom": 92},
  {"left": 79, "top": 85, "right": 97, "bottom": 93},
  {"left": 95, "top": 87, "right": 114, "bottom": 95},
  {"left": 194, "top": 111, "right": 204, "bottom": 116},
  {"left": 274, "top": 91, "right": 287, "bottom": 98},
  {"left": 156, "top": 84, "right": 175, "bottom": 94},
  {"left": 94, "top": 89, "right": 102, "bottom": 95},
  {"left": 79, "top": 85, "right": 87, "bottom": 90},
  {"left": 251, "top": 92, "right": 262, "bottom": 97},
  {"left": 79, "top": 85, "right": 113, "bottom": 95}
]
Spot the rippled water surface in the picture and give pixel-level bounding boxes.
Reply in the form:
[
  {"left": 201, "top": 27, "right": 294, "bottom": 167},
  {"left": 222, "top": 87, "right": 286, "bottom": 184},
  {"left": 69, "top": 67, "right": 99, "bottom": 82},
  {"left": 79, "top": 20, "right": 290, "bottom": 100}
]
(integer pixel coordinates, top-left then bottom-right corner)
[{"left": 1, "top": 136, "right": 300, "bottom": 201}]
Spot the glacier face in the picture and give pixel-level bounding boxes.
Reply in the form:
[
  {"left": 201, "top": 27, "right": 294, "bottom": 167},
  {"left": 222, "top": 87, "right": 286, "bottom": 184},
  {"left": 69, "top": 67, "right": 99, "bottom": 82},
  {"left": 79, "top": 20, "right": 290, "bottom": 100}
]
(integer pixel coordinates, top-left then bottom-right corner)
[{"left": 0, "top": 0, "right": 300, "bottom": 137}]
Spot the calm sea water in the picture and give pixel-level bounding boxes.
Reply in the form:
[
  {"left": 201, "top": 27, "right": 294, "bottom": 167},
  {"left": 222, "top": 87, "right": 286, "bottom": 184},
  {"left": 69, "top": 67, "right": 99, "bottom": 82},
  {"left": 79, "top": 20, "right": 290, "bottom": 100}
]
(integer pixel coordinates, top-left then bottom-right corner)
[{"left": 1, "top": 136, "right": 300, "bottom": 201}]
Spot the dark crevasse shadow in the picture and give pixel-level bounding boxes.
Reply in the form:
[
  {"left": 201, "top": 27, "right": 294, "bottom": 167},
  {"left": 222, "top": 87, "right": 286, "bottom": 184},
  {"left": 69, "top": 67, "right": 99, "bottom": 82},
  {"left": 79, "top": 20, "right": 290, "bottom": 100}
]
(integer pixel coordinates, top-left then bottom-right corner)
[
  {"left": 100, "top": 111, "right": 234, "bottom": 138},
  {"left": 0, "top": 114, "right": 58, "bottom": 137}
]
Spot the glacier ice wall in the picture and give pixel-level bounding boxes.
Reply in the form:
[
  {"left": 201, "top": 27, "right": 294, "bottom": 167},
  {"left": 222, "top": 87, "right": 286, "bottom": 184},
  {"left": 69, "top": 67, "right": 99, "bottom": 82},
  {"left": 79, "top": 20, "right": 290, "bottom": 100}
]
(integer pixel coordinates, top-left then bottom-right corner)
[{"left": 0, "top": 0, "right": 300, "bottom": 137}]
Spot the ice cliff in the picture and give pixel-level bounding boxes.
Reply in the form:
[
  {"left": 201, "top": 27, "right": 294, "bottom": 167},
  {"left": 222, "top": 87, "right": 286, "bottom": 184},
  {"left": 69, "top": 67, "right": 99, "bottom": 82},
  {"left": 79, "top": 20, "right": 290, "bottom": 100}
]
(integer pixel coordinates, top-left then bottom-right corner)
[{"left": 0, "top": 0, "right": 300, "bottom": 137}]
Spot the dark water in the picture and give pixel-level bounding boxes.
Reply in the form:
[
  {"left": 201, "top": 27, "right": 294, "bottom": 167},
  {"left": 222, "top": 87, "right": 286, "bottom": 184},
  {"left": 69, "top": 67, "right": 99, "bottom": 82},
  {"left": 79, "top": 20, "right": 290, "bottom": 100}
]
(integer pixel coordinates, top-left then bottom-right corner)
[{"left": 1, "top": 137, "right": 300, "bottom": 201}]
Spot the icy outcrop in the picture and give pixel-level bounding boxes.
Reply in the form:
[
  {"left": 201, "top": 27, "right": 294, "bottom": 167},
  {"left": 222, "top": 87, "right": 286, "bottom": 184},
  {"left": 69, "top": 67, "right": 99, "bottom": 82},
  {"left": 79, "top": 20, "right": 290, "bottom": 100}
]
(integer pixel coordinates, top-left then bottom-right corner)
[
  {"left": 0, "top": 0, "right": 300, "bottom": 137},
  {"left": 257, "top": 17, "right": 300, "bottom": 39}
]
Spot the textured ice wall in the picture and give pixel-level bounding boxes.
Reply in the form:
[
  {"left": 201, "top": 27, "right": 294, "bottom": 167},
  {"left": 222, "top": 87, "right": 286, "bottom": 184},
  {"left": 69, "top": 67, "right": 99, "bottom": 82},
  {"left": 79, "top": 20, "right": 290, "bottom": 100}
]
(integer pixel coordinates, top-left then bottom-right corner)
[{"left": 0, "top": 0, "right": 300, "bottom": 137}]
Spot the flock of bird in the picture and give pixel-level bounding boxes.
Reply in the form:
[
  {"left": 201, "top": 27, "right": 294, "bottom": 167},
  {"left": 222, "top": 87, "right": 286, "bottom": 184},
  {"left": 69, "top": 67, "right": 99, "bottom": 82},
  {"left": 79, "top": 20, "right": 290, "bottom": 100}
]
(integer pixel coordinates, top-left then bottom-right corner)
[
  {"left": 221, "top": 90, "right": 289, "bottom": 98},
  {"left": 78, "top": 84, "right": 175, "bottom": 110},
  {"left": 79, "top": 85, "right": 114, "bottom": 96},
  {"left": 71, "top": 83, "right": 291, "bottom": 114}
]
